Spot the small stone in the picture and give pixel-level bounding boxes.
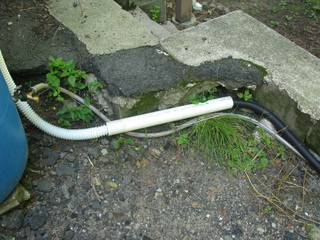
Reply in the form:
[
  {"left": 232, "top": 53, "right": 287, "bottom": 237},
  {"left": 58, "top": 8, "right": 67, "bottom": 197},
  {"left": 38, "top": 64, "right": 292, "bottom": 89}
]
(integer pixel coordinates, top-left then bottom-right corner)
[
  {"left": 37, "top": 180, "right": 52, "bottom": 192},
  {"left": 91, "top": 200, "right": 101, "bottom": 209},
  {"left": 105, "top": 180, "right": 119, "bottom": 188},
  {"left": 173, "top": 179, "right": 180, "bottom": 184},
  {"left": 28, "top": 213, "right": 47, "bottom": 230},
  {"left": 24, "top": 225, "right": 31, "bottom": 237},
  {"left": 64, "top": 230, "right": 75, "bottom": 240},
  {"left": 56, "top": 163, "right": 76, "bottom": 177},
  {"left": 201, "top": 1, "right": 209, "bottom": 10},
  {"left": 65, "top": 153, "right": 76, "bottom": 162},
  {"left": 257, "top": 227, "right": 265, "bottom": 233},
  {"left": 118, "top": 193, "right": 126, "bottom": 202},
  {"left": 100, "top": 137, "right": 109, "bottom": 145},
  {"left": 101, "top": 148, "right": 108, "bottom": 156},
  {"left": 142, "top": 236, "right": 152, "bottom": 240},
  {"left": 100, "top": 157, "right": 109, "bottom": 163},
  {"left": 88, "top": 147, "right": 101, "bottom": 158},
  {"left": 0, "top": 210, "right": 24, "bottom": 229}
]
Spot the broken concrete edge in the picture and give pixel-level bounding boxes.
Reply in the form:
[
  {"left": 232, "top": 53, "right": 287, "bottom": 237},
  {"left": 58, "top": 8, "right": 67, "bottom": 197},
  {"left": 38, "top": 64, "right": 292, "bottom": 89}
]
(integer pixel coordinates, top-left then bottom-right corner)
[
  {"left": 0, "top": 184, "right": 30, "bottom": 215},
  {"left": 47, "top": 0, "right": 159, "bottom": 55},
  {"left": 3, "top": 3, "right": 319, "bottom": 157},
  {"left": 160, "top": 10, "right": 320, "bottom": 120},
  {"left": 90, "top": 48, "right": 266, "bottom": 117},
  {"left": 255, "top": 84, "right": 320, "bottom": 155}
]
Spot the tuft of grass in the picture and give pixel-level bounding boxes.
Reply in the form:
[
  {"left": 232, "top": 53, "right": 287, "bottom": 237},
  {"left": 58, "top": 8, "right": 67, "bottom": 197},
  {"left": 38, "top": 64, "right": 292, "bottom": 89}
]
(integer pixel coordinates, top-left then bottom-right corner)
[
  {"left": 178, "top": 115, "right": 287, "bottom": 172},
  {"left": 188, "top": 116, "right": 250, "bottom": 170}
]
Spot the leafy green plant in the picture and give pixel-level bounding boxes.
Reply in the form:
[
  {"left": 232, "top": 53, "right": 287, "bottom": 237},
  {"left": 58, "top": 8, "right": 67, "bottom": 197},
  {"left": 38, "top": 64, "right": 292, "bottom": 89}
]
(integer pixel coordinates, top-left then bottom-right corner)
[
  {"left": 114, "top": 136, "right": 135, "bottom": 149},
  {"left": 285, "top": 15, "right": 293, "bottom": 20},
  {"left": 264, "top": 205, "right": 274, "bottom": 213},
  {"left": 279, "top": 0, "right": 287, "bottom": 6},
  {"left": 88, "top": 80, "right": 104, "bottom": 92},
  {"left": 45, "top": 57, "right": 104, "bottom": 127},
  {"left": 269, "top": 7, "right": 278, "bottom": 13},
  {"left": 46, "top": 57, "right": 87, "bottom": 100},
  {"left": 251, "top": 9, "right": 261, "bottom": 14},
  {"left": 270, "top": 20, "right": 280, "bottom": 26},
  {"left": 150, "top": 5, "right": 160, "bottom": 22},
  {"left": 175, "top": 133, "right": 189, "bottom": 147},
  {"left": 237, "top": 89, "right": 253, "bottom": 101},
  {"left": 303, "top": 0, "right": 319, "bottom": 17},
  {"left": 0, "top": 233, "right": 15, "bottom": 240},
  {"left": 57, "top": 103, "right": 94, "bottom": 127},
  {"left": 309, "top": 12, "right": 317, "bottom": 18},
  {"left": 279, "top": 0, "right": 287, "bottom": 11},
  {"left": 189, "top": 87, "right": 218, "bottom": 104}
]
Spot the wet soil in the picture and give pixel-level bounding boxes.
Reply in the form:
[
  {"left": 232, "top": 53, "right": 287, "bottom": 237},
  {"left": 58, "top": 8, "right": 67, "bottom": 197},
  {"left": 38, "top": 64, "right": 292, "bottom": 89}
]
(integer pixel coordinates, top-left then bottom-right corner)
[{"left": 0, "top": 0, "right": 320, "bottom": 239}]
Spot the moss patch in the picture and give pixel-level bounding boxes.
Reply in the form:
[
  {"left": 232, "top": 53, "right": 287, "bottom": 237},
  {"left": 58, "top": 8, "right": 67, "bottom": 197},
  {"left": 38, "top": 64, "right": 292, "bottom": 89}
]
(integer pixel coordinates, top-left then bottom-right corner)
[
  {"left": 240, "top": 59, "right": 268, "bottom": 77},
  {"left": 130, "top": 93, "right": 159, "bottom": 116}
]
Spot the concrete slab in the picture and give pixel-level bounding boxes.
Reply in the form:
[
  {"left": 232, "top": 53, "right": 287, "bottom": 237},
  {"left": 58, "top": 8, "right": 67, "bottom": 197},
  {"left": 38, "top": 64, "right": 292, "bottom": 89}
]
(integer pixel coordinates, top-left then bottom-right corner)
[
  {"left": 131, "top": 7, "right": 172, "bottom": 39},
  {"left": 47, "top": 0, "right": 158, "bottom": 55},
  {"left": 160, "top": 10, "right": 320, "bottom": 121}
]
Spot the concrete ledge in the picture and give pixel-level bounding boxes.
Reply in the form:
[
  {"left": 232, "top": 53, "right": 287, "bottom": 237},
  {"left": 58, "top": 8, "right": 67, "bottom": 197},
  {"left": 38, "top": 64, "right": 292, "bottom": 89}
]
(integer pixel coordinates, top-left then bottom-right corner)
[
  {"left": 160, "top": 10, "right": 320, "bottom": 121},
  {"left": 160, "top": 10, "right": 320, "bottom": 153},
  {"left": 48, "top": 0, "right": 158, "bottom": 54}
]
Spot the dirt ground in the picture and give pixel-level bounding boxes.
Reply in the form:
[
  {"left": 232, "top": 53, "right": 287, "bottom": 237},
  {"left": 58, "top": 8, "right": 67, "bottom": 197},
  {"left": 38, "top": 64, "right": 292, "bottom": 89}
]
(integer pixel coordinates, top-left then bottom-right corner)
[{"left": 0, "top": 0, "right": 320, "bottom": 240}]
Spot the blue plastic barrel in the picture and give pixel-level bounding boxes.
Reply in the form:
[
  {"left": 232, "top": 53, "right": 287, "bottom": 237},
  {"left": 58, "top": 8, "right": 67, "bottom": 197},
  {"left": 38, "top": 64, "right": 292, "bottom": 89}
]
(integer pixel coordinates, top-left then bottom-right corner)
[{"left": 0, "top": 71, "right": 28, "bottom": 203}]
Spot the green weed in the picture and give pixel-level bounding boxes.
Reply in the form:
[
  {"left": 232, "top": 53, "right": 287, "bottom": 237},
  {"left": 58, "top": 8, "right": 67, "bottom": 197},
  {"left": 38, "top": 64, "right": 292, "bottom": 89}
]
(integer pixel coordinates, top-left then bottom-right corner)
[
  {"left": 114, "top": 136, "right": 135, "bottom": 149},
  {"left": 0, "top": 233, "right": 14, "bottom": 240},
  {"left": 269, "top": 7, "right": 278, "bottom": 13},
  {"left": 285, "top": 15, "right": 293, "bottom": 20},
  {"left": 237, "top": 89, "right": 253, "bottom": 101},
  {"left": 187, "top": 116, "right": 252, "bottom": 170},
  {"left": 150, "top": 5, "right": 160, "bottom": 22},
  {"left": 175, "top": 116, "right": 287, "bottom": 172},
  {"left": 251, "top": 9, "right": 261, "bottom": 14},
  {"left": 269, "top": 20, "right": 280, "bottom": 26},
  {"left": 175, "top": 133, "right": 189, "bottom": 147},
  {"left": 264, "top": 205, "right": 274, "bottom": 213},
  {"left": 45, "top": 57, "right": 103, "bottom": 127},
  {"left": 279, "top": 0, "right": 287, "bottom": 11},
  {"left": 46, "top": 57, "right": 87, "bottom": 99},
  {"left": 88, "top": 80, "right": 104, "bottom": 92},
  {"left": 189, "top": 87, "right": 218, "bottom": 104},
  {"left": 57, "top": 103, "right": 94, "bottom": 127}
]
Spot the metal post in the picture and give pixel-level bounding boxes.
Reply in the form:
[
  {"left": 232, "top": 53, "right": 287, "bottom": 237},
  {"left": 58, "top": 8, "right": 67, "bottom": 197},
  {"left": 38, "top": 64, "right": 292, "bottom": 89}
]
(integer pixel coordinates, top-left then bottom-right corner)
[{"left": 175, "top": 0, "right": 192, "bottom": 23}]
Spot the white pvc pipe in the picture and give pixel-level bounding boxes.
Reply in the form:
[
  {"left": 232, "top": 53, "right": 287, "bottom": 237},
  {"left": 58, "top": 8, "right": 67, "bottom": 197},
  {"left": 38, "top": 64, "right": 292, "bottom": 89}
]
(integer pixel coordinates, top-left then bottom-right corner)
[
  {"left": 0, "top": 50, "right": 234, "bottom": 140},
  {"left": 0, "top": 50, "right": 109, "bottom": 140},
  {"left": 0, "top": 51, "right": 16, "bottom": 95},
  {"left": 193, "top": 0, "right": 202, "bottom": 11},
  {"left": 107, "top": 97, "right": 233, "bottom": 136},
  {"left": 16, "top": 101, "right": 109, "bottom": 140}
]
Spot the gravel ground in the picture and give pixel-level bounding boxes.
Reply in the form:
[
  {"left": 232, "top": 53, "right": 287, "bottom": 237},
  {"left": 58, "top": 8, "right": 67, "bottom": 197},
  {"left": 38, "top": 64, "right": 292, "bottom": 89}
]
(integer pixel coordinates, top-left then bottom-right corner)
[
  {"left": 1, "top": 113, "right": 320, "bottom": 239},
  {"left": 1, "top": 0, "right": 320, "bottom": 239}
]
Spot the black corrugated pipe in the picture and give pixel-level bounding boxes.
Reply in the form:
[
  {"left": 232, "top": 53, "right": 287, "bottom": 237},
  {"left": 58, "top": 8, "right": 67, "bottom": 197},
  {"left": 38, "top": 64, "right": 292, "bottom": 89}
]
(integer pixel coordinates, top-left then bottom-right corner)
[{"left": 233, "top": 100, "right": 320, "bottom": 174}]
